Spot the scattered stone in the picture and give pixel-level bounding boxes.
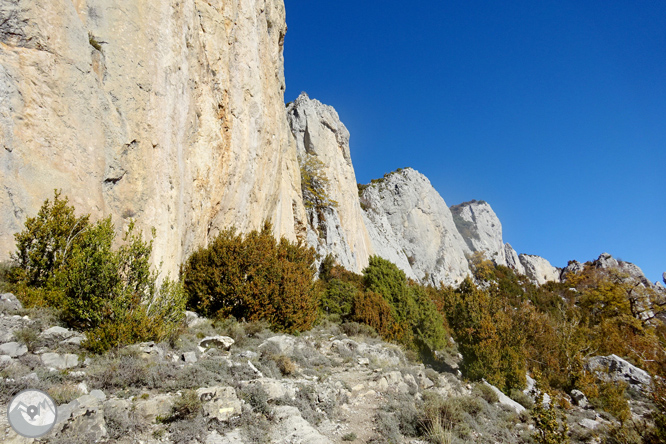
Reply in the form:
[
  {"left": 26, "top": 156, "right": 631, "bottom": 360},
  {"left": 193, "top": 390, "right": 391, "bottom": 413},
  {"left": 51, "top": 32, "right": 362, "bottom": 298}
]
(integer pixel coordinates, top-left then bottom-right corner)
[
  {"left": 272, "top": 405, "right": 332, "bottom": 444},
  {"left": 0, "top": 355, "right": 13, "bottom": 366},
  {"left": 0, "top": 341, "right": 27, "bottom": 357},
  {"left": 134, "top": 394, "right": 174, "bottom": 423},
  {"left": 61, "top": 334, "right": 86, "bottom": 346},
  {"left": 39, "top": 326, "right": 76, "bottom": 342},
  {"left": 570, "top": 389, "right": 588, "bottom": 408},
  {"left": 484, "top": 380, "right": 525, "bottom": 414},
  {"left": 41, "top": 352, "right": 79, "bottom": 369},
  {"left": 0, "top": 293, "right": 22, "bottom": 312},
  {"left": 182, "top": 351, "right": 198, "bottom": 363},
  {"left": 196, "top": 386, "right": 242, "bottom": 421},
  {"left": 199, "top": 335, "right": 235, "bottom": 351},
  {"left": 54, "top": 394, "right": 107, "bottom": 441},
  {"left": 357, "top": 357, "right": 370, "bottom": 365},
  {"left": 579, "top": 418, "right": 601, "bottom": 429},
  {"left": 259, "top": 335, "right": 295, "bottom": 354},
  {"left": 185, "top": 310, "right": 206, "bottom": 328}
]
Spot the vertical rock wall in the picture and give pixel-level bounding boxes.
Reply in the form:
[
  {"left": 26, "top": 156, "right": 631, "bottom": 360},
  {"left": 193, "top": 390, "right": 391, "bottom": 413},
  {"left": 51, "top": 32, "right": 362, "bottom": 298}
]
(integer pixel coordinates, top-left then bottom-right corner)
[
  {"left": 286, "top": 93, "right": 372, "bottom": 273},
  {"left": 0, "top": 0, "right": 305, "bottom": 275}
]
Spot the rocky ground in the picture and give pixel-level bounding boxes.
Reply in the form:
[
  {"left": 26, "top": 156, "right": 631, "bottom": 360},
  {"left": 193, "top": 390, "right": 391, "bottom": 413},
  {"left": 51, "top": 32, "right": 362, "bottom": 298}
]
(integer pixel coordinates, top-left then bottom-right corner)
[{"left": 0, "top": 293, "right": 656, "bottom": 444}]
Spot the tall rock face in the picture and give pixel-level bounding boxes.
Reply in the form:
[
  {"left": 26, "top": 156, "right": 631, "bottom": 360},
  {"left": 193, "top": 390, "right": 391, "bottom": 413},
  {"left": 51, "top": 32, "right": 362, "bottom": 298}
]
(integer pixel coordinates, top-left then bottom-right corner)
[
  {"left": 0, "top": 0, "right": 305, "bottom": 274},
  {"left": 450, "top": 200, "right": 508, "bottom": 266},
  {"left": 286, "top": 93, "right": 372, "bottom": 273},
  {"left": 360, "top": 169, "right": 472, "bottom": 286}
]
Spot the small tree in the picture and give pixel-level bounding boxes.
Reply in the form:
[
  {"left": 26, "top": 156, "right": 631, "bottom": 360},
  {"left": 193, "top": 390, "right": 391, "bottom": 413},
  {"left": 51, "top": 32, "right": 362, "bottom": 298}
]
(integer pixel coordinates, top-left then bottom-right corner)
[
  {"left": 531, "top": 390, "right": 569, "bottom": 444},
  {"left": 11, "top": 191, "right": 186, "bottom": 352}
]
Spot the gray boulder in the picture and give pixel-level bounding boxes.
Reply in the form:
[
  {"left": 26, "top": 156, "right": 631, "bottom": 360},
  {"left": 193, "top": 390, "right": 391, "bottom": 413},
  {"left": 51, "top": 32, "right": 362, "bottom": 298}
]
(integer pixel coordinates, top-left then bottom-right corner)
[
  {"left": 570, "top": 389, "right": 588, "bottom": 408},
  {"left": 199, "top": 335, "right": 235, "bottom": 351},
  {"left": 54, "top": 393, "right": 107, "bottom": 441},
  {"left": 196, "top": 386, "right": 242, "bottom": 421},
  {"left": 0, "top": 293, "right": 22, "bottom": 312},
  {"left": 483, "top": 380, "right": 525, "bottom": 414},
  {"left": 0, "top": 342, "right": 27, "bottom": 357},
  {"left": 587, "top": 354, "right": 652, "bottom": 388},
  {"left": 41, "top": 352, "right": 79, "bottom": 369}
]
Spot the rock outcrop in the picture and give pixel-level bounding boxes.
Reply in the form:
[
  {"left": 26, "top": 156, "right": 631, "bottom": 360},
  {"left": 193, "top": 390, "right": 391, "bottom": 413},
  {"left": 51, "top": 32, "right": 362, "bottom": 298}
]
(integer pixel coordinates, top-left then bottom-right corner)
[
  {"left": 0, "top": 0, "right": 306, "bottom": 276},
  {"left": 360, "top": 168, "right": 472, "bottom": 286},
  {"left": 450, "top": 200, "right": 506, "bottom": 265},
  {"left": 286, "top": 93, "right": 372, "bottom": 273},
  {"left": 518, "top": 254, "right": 561, "bottom": 285}
]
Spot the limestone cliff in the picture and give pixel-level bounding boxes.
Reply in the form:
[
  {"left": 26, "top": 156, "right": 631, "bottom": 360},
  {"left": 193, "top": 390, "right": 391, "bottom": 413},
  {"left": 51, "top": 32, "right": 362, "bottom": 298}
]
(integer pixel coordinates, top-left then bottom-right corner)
[
  {"left": 450, "top": 200, "right": 508, "bottom": 266},
  {"left": 360, "top": 169, "right": 472, "bottom": 286},
  {"left": 286, "top": 93, "right": 372, "bottom": 273},
  {"left": 0, "top": 0, "right": 306, "bottom": 275},
  {"left": 518, "top": 254, "right": 560, "bottom": 285}
]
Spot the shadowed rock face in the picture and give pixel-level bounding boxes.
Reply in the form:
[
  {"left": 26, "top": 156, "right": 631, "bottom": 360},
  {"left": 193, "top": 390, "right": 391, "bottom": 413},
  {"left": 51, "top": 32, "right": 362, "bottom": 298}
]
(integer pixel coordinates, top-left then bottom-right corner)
[{"left": 0, "top": 0, "right": 305, "bottom": 275}]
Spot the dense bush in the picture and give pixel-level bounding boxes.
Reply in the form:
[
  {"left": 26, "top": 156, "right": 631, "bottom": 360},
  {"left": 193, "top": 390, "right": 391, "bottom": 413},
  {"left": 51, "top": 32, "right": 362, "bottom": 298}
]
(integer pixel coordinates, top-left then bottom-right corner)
[
  {"left": 182, "top": 222, "right": 318, "bottom": 333},
  {"left": 362, "top": 256, "right": 448, "bottom": 351},
  {"left": 10, "top": 191, "right": 186, "bottom": 352}
]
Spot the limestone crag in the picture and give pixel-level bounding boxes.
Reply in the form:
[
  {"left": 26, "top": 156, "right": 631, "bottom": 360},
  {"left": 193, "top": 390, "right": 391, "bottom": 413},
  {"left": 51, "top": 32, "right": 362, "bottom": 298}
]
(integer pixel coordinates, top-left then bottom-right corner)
[
  {"left": 360, "top": 169, "right": 472, "bottom": 286},
  {"left": 0, "top": 0, "right": 305, "bottom": 275},
  {"left": 504, "top": 243, "right": 526, "bottom": 275},
  {"left": 286, "top": 93, "right": 372, "bottom": 273},
  {"left": 518, "top": 254, "right": 561, "bottom": 286},
  {"left": 450, "top": 200, "right": 507, "bottom": 266}
]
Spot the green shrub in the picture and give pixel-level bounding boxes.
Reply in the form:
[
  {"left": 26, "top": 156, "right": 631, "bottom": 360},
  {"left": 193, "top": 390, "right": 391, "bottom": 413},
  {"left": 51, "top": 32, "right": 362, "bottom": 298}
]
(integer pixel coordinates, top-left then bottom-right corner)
[
  {"left": 300, "top": 154, "right": 337, "bottom": 210},
  {"left": 361, "top": 256, "right": 448, "bottom": 351},
  {"left": 11, "top": 191, "right": 186, "bottom": 352},
  {"left": 531, "top": 390, "right": 569, "bottom": 444},
  {"left": 320, "top": 278, "right": 356, "bottom": 320},
  {"left": 475, "top": 383, "right": 499, "bottom": 404},
  {"left": 182, "top": 222, "right": 318, "bottom": 333},
  {"left": 162, "top": 390, "right": 202, "bottom": 422}
]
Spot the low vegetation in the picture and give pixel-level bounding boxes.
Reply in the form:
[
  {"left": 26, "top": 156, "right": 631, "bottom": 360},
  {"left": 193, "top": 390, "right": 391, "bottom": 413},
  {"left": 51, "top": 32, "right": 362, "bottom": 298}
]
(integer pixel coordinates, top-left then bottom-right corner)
[{"left": 1, "top": 191, "right": 664, "bottom": 443}]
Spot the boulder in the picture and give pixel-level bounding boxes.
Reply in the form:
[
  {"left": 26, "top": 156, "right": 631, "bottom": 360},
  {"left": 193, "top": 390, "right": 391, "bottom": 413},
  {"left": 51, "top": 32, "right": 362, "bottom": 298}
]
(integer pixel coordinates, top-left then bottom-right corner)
[
  {"left": 587, "top": 354, "right": 652, "bottom": 388},
  {"left": 185, "top": 310, "right": 206, "bottom": 328},
  {"left": 54, "top": 393, "right": 107, "bottom": 442},
  {"left": 0, "top": 342, "right": 27, "bottom": 358},
  {"left": 196, "top": 386, "right": 242, "bottom": 421},
  {"left": 0, "top": 293, "right": 22, "bottom": 312},
  {"left": 41, "top": 352, "right": 79, "bottom": 369},
  {"left": 38, "top": 326, "right": 77, "bottom": 342},
  {"left": 260, "top": 335, "right": 296, "bottom": 354},
  {"left": 182, "top": 351, "right": 198, "bottom": 363},
  {"left": 133, "top": 394, "right": 174, "bottom": 423},
  {"left": 199, "top": 335, "right": 235, "bottom": 351},
  {"left": 570, "top": 389, "right": 588, "bottom": 408},
  {"left": 484, "top": 380, "right": 525, "bottom": 414}
]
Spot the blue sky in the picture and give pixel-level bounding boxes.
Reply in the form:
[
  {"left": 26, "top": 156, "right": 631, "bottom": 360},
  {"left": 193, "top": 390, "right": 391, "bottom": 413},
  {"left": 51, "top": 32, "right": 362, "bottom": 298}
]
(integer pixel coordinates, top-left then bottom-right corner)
[{"left": 283, "top": 0, "right": 665, "bottom": 283}]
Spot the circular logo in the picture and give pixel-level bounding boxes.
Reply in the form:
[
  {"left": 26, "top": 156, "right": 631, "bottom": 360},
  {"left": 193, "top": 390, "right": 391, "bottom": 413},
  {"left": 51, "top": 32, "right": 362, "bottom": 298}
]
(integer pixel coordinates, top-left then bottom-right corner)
[{"left": 7, "top": 389, "right": 58, "bottom": 438}]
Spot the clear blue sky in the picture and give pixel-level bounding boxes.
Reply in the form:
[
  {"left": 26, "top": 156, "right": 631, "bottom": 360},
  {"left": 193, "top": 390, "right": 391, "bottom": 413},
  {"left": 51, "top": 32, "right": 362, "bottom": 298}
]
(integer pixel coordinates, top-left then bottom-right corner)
[{"left": 283, "top": 0, "right": 665, "bottom": 283}]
